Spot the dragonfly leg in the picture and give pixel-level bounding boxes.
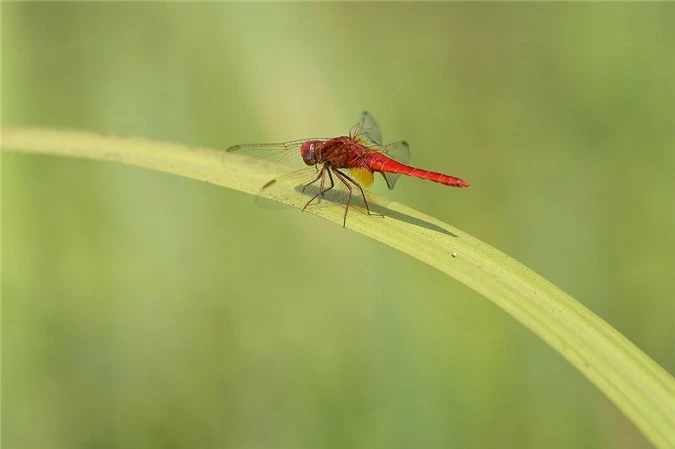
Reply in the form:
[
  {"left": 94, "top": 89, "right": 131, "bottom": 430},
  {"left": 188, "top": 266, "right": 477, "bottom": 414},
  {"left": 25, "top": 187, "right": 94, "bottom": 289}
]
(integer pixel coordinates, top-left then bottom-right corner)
[
  {"left": 321, "top": 167, "right": 335, "bottom": 198},
  {"left": 331, "top": 169, "right": 353, "bottom": 227},
  {"left": 334, "top": 169, "right": 383, "bottom": 220},
  {"left": 301, "top": 169, "right": 324, "bottom": 194},
  {"left": 302, "top": 165, "right": 334, "bottom": 212}
]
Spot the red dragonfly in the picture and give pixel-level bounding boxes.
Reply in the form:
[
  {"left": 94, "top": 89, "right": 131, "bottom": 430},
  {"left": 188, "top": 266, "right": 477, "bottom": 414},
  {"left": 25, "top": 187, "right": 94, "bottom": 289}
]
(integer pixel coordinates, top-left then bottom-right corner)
[{"left": 226, "top": 112, "right": 469, "bottom": 226}]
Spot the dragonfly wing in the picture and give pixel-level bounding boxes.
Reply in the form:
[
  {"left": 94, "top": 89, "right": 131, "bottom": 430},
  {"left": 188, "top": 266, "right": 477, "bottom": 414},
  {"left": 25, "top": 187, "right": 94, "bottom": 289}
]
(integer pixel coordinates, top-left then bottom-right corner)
[
  {"left": 378, "top": 140, "right": 410, "bottom": 190},
  {"left": 379, "top": 140, "right": 410, "bottom": 165},
  {"left": 347, "top": 166, "right": 375, "bottom": 189},
  {"left": 224, "top": 138, "right": 329, "bottom": 173},
  {"left": 350, "top": 111, "right": 383, "bottom": 146},
  {"left": 256, "top": 166, "right": 319, "bottom": 207}
]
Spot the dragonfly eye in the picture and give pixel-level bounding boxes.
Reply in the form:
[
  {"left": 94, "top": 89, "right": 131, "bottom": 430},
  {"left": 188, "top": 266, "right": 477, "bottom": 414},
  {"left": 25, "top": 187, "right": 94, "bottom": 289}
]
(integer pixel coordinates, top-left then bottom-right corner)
[{"left": 301, "top": 141, "right": 317, "bottom": 166}]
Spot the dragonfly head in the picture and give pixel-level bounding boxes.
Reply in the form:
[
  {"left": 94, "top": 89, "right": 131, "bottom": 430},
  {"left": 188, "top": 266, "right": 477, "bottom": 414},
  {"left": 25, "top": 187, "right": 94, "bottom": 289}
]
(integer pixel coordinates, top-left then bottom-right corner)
[{"left": 300, "top": 141, "right": 319, "bottom": 166}]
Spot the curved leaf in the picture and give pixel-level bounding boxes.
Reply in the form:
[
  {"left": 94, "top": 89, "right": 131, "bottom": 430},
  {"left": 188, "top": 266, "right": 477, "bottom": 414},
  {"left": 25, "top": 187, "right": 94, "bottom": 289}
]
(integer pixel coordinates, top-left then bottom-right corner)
[{"left": 2, "top": 127, "right": 674, "bottom": 449}]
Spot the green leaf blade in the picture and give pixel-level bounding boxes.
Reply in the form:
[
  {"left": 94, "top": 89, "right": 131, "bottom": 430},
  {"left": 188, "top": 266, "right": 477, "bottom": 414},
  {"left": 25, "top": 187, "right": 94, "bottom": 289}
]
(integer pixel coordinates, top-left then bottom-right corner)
[{"left": 3, "top": 127, "right": 673, "bottom": 449}]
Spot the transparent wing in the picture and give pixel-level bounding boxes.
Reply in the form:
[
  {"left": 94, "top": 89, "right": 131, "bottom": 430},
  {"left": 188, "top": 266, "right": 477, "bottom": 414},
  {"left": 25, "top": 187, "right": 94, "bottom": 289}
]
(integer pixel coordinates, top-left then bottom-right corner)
[
  {"left": 255, "top": 166, "right": 324, "bottom": 209},
  {"left": 350, "top": 111, "right": 383, "bottom": 146},
  {"left": 223, "top": 138, "right": 329, "bottom": 173},
  {"left": 379, "top": 140, "right": 410, "bottom": 165},
  {"left": 376, "top": 140, "right": 410, "bottom": 190},
  {"left": 347, "top": 166, "right": 375, "bottom": 189}
]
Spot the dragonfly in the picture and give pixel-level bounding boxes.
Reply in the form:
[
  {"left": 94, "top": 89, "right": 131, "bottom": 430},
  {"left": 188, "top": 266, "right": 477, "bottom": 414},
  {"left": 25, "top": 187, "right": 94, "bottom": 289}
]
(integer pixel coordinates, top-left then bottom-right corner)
[{"left": 225, "top": 111, "right": 469, "bottom": 227}]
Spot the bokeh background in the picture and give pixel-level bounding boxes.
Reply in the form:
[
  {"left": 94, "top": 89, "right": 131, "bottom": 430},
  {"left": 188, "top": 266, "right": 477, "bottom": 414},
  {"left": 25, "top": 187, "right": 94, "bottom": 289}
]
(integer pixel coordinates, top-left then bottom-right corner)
[{"left": 3, "top": 3, "right": 674, "bottom": 449}]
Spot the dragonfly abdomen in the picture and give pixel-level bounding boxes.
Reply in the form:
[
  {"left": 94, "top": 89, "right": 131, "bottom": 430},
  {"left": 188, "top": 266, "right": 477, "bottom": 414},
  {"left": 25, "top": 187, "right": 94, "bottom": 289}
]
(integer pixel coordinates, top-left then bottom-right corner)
[{"left": 368, "top": 153, "right": 469, "bottom": 188}]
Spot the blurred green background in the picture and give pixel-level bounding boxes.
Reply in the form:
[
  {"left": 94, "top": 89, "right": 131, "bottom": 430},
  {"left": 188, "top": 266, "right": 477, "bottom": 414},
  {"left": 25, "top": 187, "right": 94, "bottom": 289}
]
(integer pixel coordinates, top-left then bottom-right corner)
[{"left": 3, "top": 3, "right": 674, "bottom": 449}]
